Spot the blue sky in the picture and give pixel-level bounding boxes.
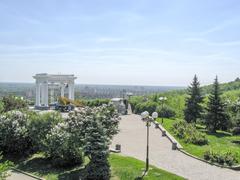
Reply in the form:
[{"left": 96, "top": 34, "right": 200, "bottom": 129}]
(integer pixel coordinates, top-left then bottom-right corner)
[{"left": 0, "top": 0, "right": 240, "bottom": 86}]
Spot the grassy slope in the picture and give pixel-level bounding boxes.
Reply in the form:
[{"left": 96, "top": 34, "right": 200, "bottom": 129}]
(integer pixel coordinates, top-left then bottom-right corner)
[
  {"left": 158, "top": 118, "right": 240, "bottom": 163},
  {"left": 12, "top": 153, "right": 184, "bottom": 180}
]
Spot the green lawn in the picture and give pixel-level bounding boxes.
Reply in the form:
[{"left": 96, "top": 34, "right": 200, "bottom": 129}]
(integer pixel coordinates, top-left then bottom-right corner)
[
  {"left": 157, "top": 118, "right": 240, "bottom": 163},
  {"left": 9, "top": 153, "right": 184, "bottom": 180},
  {"left": 110, "top": 154, "right": 184, "bottom": 180}
]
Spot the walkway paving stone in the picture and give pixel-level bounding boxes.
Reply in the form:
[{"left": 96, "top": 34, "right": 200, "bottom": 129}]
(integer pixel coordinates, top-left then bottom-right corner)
[
  {"left": 112, "top": 114, "right": 240, "bottom": 180},
  {"left": 6, "top": 170, "right": 37, "bottom": 180}
]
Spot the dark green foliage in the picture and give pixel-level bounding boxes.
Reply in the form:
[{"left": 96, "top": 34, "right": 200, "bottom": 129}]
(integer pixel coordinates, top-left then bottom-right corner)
[
  {"left": 28, "top": 112, "right": 63, "bottom": 151},
  {"left": 1, "top": 96, "right": 28, "bottom": 112},
  {"left": 85, "top": 99, "right": 110, "bottom": 107},
  {"left": 0, "top": 101, "right": 4, "bottom": 113},
  {"left": 0, "top": 111, "right": 32, "bottom": 154},
  {"left": 128, "top": 96, "right": 144, "bottom": 113},
  {"left": 184, "top": 75, "right": 203, "bottom": 123},
  {"left": 204, "top": 150, "right": 238, "bottom": 166},
  {"left": 232, "top": 127, "right": 240, "bottom": 135},
  {"left": 205, "top": 77, "right": 229, "bottom": 132},
  {"left": 233, "top": 111, "right": 240, "bottom": 127},
  {"left": 84, "top": 121, "right": 110, "bottom": 180},
  {"left": 152, "top": 94, "right": 159, "bottom": 102},
  {"left": 134, "top": 101, "right": 158, "bottom": 114},
  {"left": 172, "top": 121, "right": 208, "bottom": 145},
  {"left": 156, "top": 105, "right": 176, "bottom": 118},
  {"left": 0, "top": 152, "right": 13, "bottom": 180}
]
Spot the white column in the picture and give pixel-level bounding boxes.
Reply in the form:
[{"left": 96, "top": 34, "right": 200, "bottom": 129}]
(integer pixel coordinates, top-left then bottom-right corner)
[
  {"left": 61, "top": 84, "right": 65, "bottom": 97},
  {"left": 41, "top": 84, "right": 44, "bottom": 105},
  {"left": 43, "top": 82, "right": 48, "bottom": 106},
  {"left": 50, "top": 88, "right": 54, "bottom": 104},
  {"left": 35, "top": 82, "right": 41, "bottom": 106},
  {"left": 71, "top": 83, "right": 75, "bottom": 100},
  {"left": 68, "top": 83, "right": 72, "bottom": 100}
]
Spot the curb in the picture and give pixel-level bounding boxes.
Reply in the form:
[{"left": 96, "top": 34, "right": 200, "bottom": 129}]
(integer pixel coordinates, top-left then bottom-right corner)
[
  {"left": 153, "top": 120, "right": 240, "bottom": 171},
  {"left": 153, "top": 121, "right": 183, "bottom": 149},
  {"left": 11, "top": 168, "right": 44, "bottom": 180}
]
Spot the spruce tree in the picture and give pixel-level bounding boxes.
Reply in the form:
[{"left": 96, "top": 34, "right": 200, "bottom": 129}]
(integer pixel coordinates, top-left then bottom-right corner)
[
  {"left": 205, "top": 76, "right": 229, "bottom": 132},
  {"left": 84, "top": 120, "right": 110, "bottom": 180},
  {"left": 184, "top": 75, "right": 203, "bottom": 123}
]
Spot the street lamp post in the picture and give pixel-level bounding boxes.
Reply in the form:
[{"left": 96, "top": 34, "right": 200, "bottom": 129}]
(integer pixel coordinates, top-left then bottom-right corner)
[
  {"left": 159, "top": 97, "right": 167, "bottom": 124},
  {"left": 141, "top": 111, "right": 158, "bottom": 174}
]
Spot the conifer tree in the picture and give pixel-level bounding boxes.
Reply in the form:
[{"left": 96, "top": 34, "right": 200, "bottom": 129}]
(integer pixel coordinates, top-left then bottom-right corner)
[
  {"left": 84, "top": 120, "right": 110, "bottom": 180},
  {"left": 184, "top": 75, "right": 203, "bottom": 123},
  {"left": 205, "top": 76, "right": 229, "bottom": 132}
]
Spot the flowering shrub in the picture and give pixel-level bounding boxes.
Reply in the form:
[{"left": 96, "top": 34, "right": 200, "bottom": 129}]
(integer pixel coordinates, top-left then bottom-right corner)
[
  {"left": 1, "top": 96, "right": 28, "bottom": 112},
  {"left": 0, "top": 111, "right": 31, "bottom": 154},
  {"left": 28, "top": 111, "right": 63, "bottom": 151},
  {"left": 68, "top": 104, "right": 120, "bottom": 140},
  {"left": 42, "top": 122, "right": 84, "bottom": 167},
  {"left": 42, "top": 104, "right": 119, "bottom": 168}
]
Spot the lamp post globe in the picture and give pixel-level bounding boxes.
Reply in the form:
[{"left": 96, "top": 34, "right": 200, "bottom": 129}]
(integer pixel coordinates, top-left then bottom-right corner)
[
  {"left": 152, "top": 112, "right": 158, "bottom": 119},
  {"left": 141, "top": 111, "right": 149, "bottom": 120}
]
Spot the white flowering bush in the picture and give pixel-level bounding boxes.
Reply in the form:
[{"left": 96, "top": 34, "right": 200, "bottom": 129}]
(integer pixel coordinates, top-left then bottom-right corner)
[
  {"left": 0, "top": 111, "right": 31, "bottom": 154},
  {"left": 42, "top": 104, "right": 119, "bottom": 168},
  {"left": 68, "top": 104, "right": 120, "bottom": 141},
  {"left": 77, "top": 104, "right": 119, "bottom": 179},
  {"left": 28, "top": 111, "right": 63, "bottom": 151},
  {"left": 42, "top": 121, "right": 84, "bottom": 167}
]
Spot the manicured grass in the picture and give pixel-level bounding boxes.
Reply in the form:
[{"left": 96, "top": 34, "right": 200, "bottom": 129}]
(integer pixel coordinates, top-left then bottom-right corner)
[
  {"left": 157, "top": 118, "right": 240, "bottom": 163},
  {"left": 109, "top": 154, "right": 185, "bottom": 180},
  {"left": 9, "top": 153, "right": 184, "bottom": 180}
]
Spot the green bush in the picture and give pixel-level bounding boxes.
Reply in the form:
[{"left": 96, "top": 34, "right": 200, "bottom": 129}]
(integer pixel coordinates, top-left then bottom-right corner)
[
  {"left": 134, "top": 101, "right": 158, "bottom": 114},
  {"left": 156, "top": 105, "right": 176, "bottom": 118},
  {"left": 85, "top": 99, "right": 110, "bottom": 107},
  {"left": 232, "top": 127, "right": 240, "bottom": 135},
  {"left": 204, "top": 150, "right": 238, "bottom": 166},
  {"left": 0, "top": 111, "right": 31, "bottom": 154},
  {"left": 28, "top": 112, "right": 63, "bottom": 151},
  {"left": 42, "top": 122, "right": 84, "bottom": 167},
  {"left": 1, "top": 96, "right": 28, "bottom": 112},
  {"left": 0, "top": 152, "right": 13, "bottom": 180},
  {"left": 172, "top": 121, "right": 208, "bottom": 145},
  {"left": 0, "top": 101, "right": 4, "bottom": 113},
  {"left": 42, "top": 104, "right": 119, "bottom": 167}
]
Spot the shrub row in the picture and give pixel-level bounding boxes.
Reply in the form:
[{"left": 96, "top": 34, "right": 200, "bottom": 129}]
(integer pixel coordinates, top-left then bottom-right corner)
[
  {"left": 132, "top": 101, "right": 176, "bottom": 119},
  {"left": 172, "top": 121, "right": 208, "bottom": 145},
  {"left": 204, "top": 150, "right": 238, "bottom": 166},
  {"left": 0, "top": 104, "right": 119, "bottom": 168}
]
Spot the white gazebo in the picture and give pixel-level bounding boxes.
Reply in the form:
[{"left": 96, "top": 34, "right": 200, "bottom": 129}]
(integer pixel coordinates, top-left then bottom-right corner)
[{"left": 33, "top": 73, "right": 77, "bottom": 109}]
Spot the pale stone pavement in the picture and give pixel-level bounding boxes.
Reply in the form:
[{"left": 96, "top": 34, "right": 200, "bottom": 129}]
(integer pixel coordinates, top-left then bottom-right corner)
[
  {"left": 6, "top": 170, "right": 37, "bottom": 180},
  {"left": 111, "top": 114, "right": 240, "bottom": 180}
]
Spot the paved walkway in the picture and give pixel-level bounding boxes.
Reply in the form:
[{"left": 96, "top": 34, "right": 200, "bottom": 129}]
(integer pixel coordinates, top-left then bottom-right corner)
[
  {"left": 111, "top": 114, "right": 240, "bottom": 180},
  {"left": 6, "top": 170, "right": 37, "bottom": 180}
]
